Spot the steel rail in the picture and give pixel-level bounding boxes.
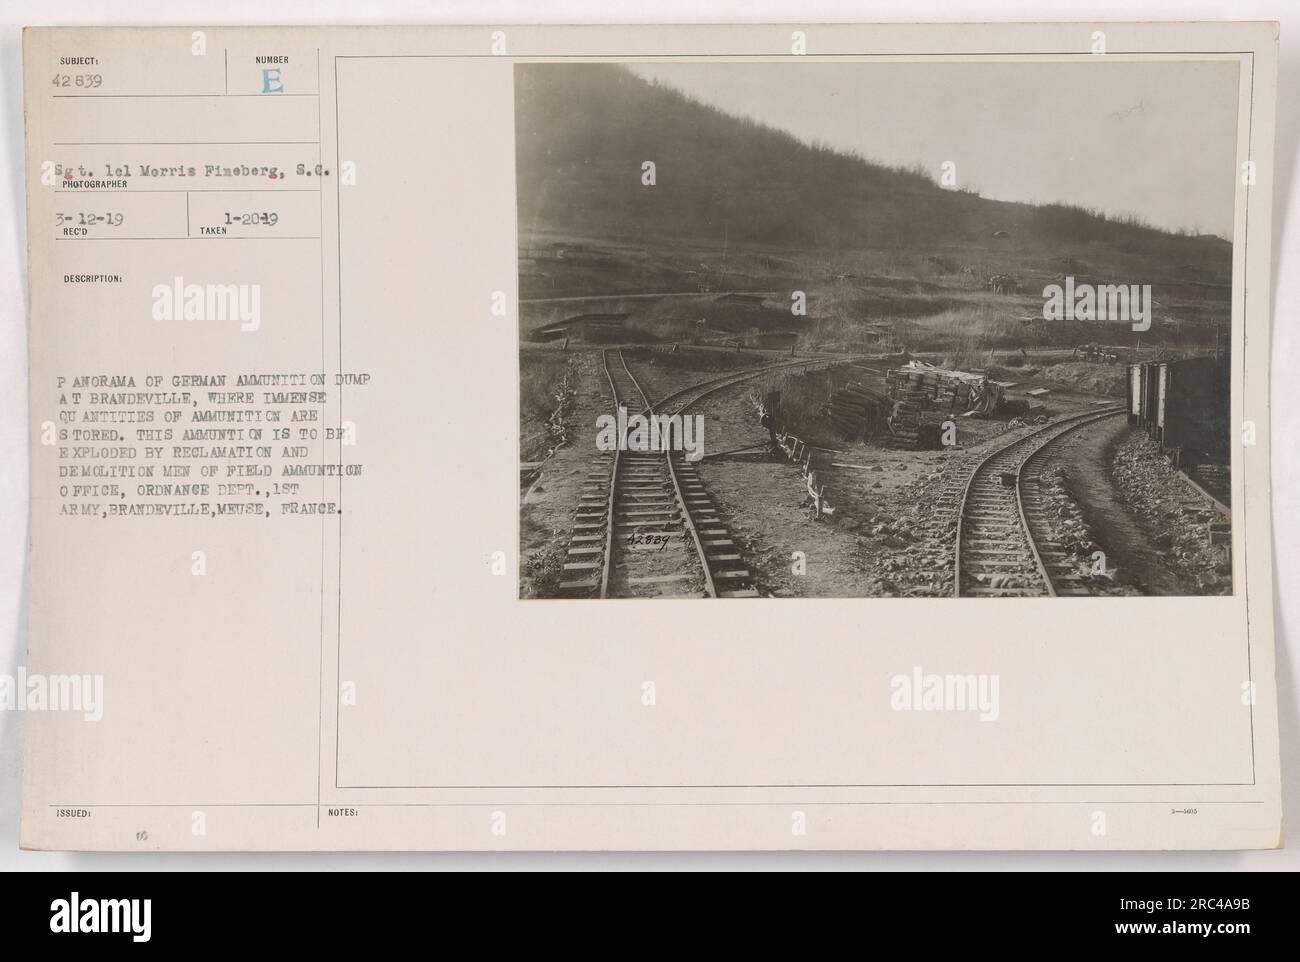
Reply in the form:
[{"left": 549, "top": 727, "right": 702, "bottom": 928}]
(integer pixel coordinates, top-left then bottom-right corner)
[{"left": 953, "top": 406, "right": 1125, "bottom": 598}]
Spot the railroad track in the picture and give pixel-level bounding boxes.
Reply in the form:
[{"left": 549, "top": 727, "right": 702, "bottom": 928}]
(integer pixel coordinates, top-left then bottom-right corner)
[
  {"left": 954, "top": 407, "right": 1126, "bottom": 598},
  {"left": 556, "top": 350, "right": 761, "bottom": 599},
  {"left": 637, "top": 355, "right": 843, "bottom": 417}
]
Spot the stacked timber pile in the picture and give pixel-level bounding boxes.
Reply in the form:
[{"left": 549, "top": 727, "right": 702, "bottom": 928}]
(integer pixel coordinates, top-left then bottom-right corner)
[
  {"left": 885, "top": 392, "right": 930, "bottom": 449},
  {"left": 884, "top": 402, "right": 950, "bottom": 449},
  {"left": 822, "top": 382, "right": 889, "bottom": 440},
  {"left": 886, "top": 366, "right": 988, "bottom": 415},
  {"left": 884, "top": 362, "right": 1004, "bottom": 449}
]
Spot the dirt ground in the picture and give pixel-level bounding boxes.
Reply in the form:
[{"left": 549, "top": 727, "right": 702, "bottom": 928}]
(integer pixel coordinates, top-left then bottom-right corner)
[
  {"left": 1108, "top": 430, "right": 1232, "bottom": 595},
  {"left": 518, "top": 350, "right": 609, "bottom": 597},
  {"left": 1029, "top": 417, "right": 1159, "bottom": 595}
]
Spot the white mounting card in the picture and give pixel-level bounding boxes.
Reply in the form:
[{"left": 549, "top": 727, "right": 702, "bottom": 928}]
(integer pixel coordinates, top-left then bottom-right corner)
[{"left": 21, "top": 22, "right": 1280, "bottom": 851}]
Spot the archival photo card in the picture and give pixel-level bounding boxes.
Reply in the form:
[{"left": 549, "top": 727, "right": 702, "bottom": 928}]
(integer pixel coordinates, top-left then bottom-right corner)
[{"left": 19, "top": 22, "right": 1280, "bottom": 851}]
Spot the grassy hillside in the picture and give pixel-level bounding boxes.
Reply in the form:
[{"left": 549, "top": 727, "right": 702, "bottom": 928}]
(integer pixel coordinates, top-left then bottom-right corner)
[
  {"left": 515, "top": 64, "right": 1231, "bottom": 259},
  {"left": 514, "top": 64, "right": 1231, "bottom": 355}
]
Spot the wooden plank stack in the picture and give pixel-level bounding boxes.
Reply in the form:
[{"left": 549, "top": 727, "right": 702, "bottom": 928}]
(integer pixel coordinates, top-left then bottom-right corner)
[
  {"left": 882, "top": 364, "right": 1003, "bottom": 447},
  {"left": 886, "top": 408, "right": 951, "bottom": 449},
  {"left": 885, "top": 368, "right": 976, "bottom": 415},
  {"left": 822, "top": 382, "right": 889, "bottom": 440}
]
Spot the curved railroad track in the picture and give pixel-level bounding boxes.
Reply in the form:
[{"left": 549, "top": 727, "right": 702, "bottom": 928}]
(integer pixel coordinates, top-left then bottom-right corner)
[
  {"left": 557, "top": 350, "right": 762, "bottom": 599},
  {"left": 640, "top": 355, "right": 838, "bottom": 417},
  {"left": 954, "top": 407, "right": 1126, "bottom": 598}
]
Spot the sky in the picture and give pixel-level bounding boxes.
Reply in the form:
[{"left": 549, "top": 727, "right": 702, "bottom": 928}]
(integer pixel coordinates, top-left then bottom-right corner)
[{"left": 631, "top": 60, "right": 1241, "bottom": 238}]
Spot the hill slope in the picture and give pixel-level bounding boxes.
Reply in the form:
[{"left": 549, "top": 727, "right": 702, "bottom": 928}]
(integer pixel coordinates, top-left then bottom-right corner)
[{"left": 514, "top": 63, "right": 1229, "bottom": 262}]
